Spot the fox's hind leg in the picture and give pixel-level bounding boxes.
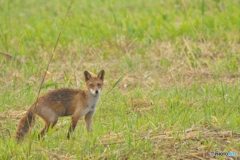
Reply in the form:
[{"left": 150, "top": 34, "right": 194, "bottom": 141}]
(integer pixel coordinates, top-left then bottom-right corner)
[
  {"left": 36, "top": 103, "right": 66, "bottom": 139},
  {"left": 36, "top": 107, "right": 59, "bottom": 139},
  {"left": 38, "top": 118, "right": 58, "bottom": 139}
]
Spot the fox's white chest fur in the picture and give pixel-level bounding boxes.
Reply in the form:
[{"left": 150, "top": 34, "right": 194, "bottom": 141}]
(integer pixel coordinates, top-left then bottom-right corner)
[
  {"left": 88, "top": 94, "right": 100, "bottom": 111},
  {"left": 82, "top": 94, "right": 100, "bottom": 116}
]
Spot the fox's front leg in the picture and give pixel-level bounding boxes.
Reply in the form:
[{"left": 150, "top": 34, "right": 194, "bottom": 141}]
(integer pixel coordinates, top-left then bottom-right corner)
[
  {"left": 85, "top": 111, "right": 94, "bottom": 132},
  {"left": 67, "top": 112, "right": 81, "bottom": 139}
]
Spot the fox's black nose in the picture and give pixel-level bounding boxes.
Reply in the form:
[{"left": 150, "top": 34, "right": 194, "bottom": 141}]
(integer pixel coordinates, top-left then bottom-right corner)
[{"left": 95, "top": 90, "right": 98, "bottom": 94}]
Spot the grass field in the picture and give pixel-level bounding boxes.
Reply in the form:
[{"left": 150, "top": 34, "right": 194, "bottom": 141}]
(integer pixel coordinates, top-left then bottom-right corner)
[{"left": 0, "top": 0, "right": 240, "bottom": 159}]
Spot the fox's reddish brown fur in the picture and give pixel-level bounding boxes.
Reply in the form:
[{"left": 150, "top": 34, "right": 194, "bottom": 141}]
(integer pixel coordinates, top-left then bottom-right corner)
[{"left": 14, "top": 70, "right": 105, "bottom": 141}]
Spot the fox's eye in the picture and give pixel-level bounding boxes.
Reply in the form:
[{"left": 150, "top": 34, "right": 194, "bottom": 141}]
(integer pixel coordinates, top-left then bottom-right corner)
[
  {"left": 98, "top": 83, "right": 101, "bottom": 87},
  {"left": 89, "top": 84, "right": 93, "bottom": 87}
]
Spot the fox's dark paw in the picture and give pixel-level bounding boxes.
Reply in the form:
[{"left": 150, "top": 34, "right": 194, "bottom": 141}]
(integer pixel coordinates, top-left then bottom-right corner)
[{"left": 38, "top": 134, "right": 45, "bottom": 141}]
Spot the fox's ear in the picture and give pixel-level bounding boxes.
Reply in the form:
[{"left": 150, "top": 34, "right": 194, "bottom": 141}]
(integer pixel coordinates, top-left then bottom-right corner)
[
  {"left": 97, "top": 70, "right": 105, "bottom": 81},
  {"left": 84, "top": 71, "right": 92, "bottom": 81}
]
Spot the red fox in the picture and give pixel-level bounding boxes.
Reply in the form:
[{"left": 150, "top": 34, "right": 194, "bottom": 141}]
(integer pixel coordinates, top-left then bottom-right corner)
[{"left": 14, "top": 70, "right": 105, "bottom": 141}]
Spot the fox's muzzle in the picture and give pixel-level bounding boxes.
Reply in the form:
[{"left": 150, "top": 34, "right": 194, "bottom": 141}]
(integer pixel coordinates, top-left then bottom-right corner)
[{"left": 90, "top": 88, "right": 102, "bottom": 95}]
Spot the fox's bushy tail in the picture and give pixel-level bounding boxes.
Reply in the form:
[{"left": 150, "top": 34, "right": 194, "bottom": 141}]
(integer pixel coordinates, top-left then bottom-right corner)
[{"left": 14, "top": 105, "right": 35, "bottom": 142}]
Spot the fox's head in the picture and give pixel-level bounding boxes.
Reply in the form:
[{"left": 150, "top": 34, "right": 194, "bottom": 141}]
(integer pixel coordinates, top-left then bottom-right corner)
[{"left": 84, "top": 70, "right": 105, "bottom": 95}]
